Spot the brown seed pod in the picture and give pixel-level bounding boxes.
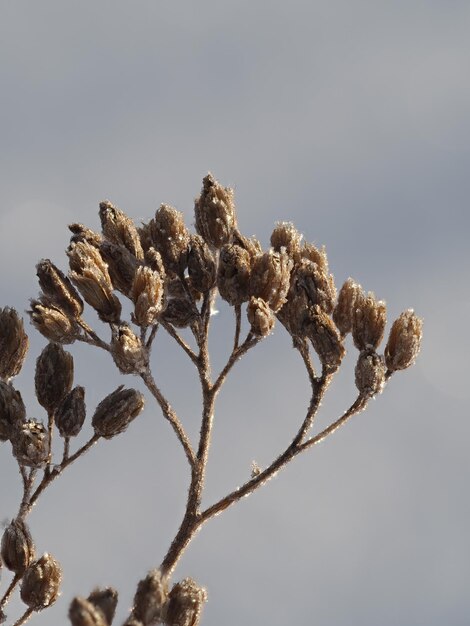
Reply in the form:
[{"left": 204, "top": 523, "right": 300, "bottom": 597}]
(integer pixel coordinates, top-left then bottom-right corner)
[
  {"left": 35, "top": 342, "right": 74, "bottom": 413},
  {"left": 12, "top": 420, "right": 49, "bottom": 468},
  {"left": 1, "top": 519, "right": 35, "bottom": 575},
  {"left": 249, "top": 248, "right": 293, "bottom": 312},
  {"left": 161, "top": 297, "right": 198, "bottom": 329},
  {"left": 111, "top": 325, "right": 148, "bottom": 374},
  {"left": 385, "top": 309, "right": 423, "bottom": 372},
  {"left": 231, "top": 231, "right": 263, "bottom": 266},
  {"left": 270, "top": 221, "right": 303, "bottom": 257},
  {"left": 150, "top": 204, "right": 190, "bottom": 275},
  {"left": 297, "top": 241, "right": 330, "bottom": 274},
  {"left": 187, "top": 234, "right": 217, "bottom": 293},
  {"left": 0, "top": 381, "right": 26, "bottom": 441},
  {"left": 333, "top": 278, "right": 362, "bottom": 336},
  {"left": 99, "top": 240, "right": 140, "bottom": 297},
  {"left": 247, "top": 297, "right": 275, "bottom": 337},
  {"left": 165, "top": 578, "right": 207, "bottom": 626},
  {"left": 56, "top": 386, "right": 86, "bottom": 438},
  {"left": 92, "top": 386, "right": 145, "bottom": 439},
  {"left": 352, "top": 291, "right": 387, "bottom": 351},
  {"left": 131, "top": 266, "right": 165, "bottom": 327},
  {"left": 69, "top": 597, "right": 108, "bottom": 626},
  {"left": 194, "top": 173, "right": 237, "bottom": 248},
  {"left": 99, "top": 200, "right": 144, "bottom": 260},
  {"left": 36, "top": 259, "right": 84, "bottom": 319},
  {"left": 132, "top": 569, "right": 168, "bottom": 625},
  {"left": 293, "top": 258, "right": 336, "bottom": 315},
  {"left": 87, "top": 587, "right": 118, "bottom": 626},
  {"left": 0, "top": 307, "right": 29, "bottom": 380},
  {"left": 69, "top": 223, "right": 103, "bottom": 248},
  {"left": 355, "top": 349, "right": 386, "bottom": 397},
  {"left": 305, "top": 305, "right": 345, "bottom": 371},
  {"left": 20, "top": 553, "right": 62, "bottom": 610},
  {"left": 29, "top": 298, "right": 80, "bottom": 344},
  {"left": 217, "top": 244, "right": 251, "bottom": 306}
]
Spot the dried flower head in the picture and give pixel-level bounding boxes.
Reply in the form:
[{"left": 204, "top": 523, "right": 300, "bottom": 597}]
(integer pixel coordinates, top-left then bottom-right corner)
[
  {"left": 298, "top": 241, "right": 329, "bottom": 275},
  {"left": 352, "top": 291, "right": 387, "bottom": 351},
  {"left": 68, "top": 241, "right": 122, "bottom": 323},
  {"left": 92, "top": 386, "right": 145, "bottom": 439},
  {"left": 355, "top": 349, "right": 387, "bottom": 397},
  {"left": 35, "top": 342, "right": 74, "bottom": 413},
  {"left": 0, "top": 381, "right": 26, "bottom": 441},
  {"left": 12, "top": 419, "right": 49, "bottom": 468},
  {"left": 333, "top": 278, "right": 362, "bottom": 336},
  {"left": 249, "top": 248, "right": 293, "bottom": 312},
  {"left": 187, "top": 234, "right": 217, "bottom": 293},
  {"left": 217, "top": 244, "right": 251, "bottom": 306},
  {"left": 247, "top": 297, "right": 275, "bottom": 337},
  {"left": 111, "top": 325, "right": 148, "bottom": 374},
  {"left": 1, "top": 519, "right": 35, "bottom": 575},
  {"left": 232, "top": 230, "right": 263, "bottom": 265},
  {"left": 195, "top": 173, "right": 237, "bottom": 248},
  {"left": 150, "top": 204, "right": 190, "bottom": 275},
  {"left": 29, "top": 298, "right": 80, "bottom": 344},
  {"left": 293, "top": 258, "right": 336, "bottom": 314},
  {"left": 270, "top": 221, "right": 302, "bottom": 257},
  {"left": 56, "top": 386, "right": 86, "bottom": 438},
  {"left": 69, "top": 597, "right": 108, "bottom": 626},
  {"left": 145, "top": 247, "right": 166, "bottom": 277},
  {"left": 0, "top": 307, "right": 29, "bottom": 380},
  {"left": 99, "top": 240, "right": 140, "bottom": 297},
  {"left": 20, "top": 553, "right": 62, "bottom": 610},
  {"left": 99, "top": 200, "right": 144, "bottom": 260},
  {"left": 385, "top": 309, "right": 423, "bottom": 372},
  {"left": 131, "top": 266, "right": 165, "bottom": 327},
  {"left": 69, "top": 223, "right": 103, "bottom": 248},
  {"left": 161, "top": 297, "right": 198, "bottom": 329},
  {"left": 132, "top": 569, "right": 168, "bottom": 625},
  {"left": 87, "top": 587, "right": 119, "bottom": 626},
  {"left": 36, "top": 259, "right": 84, "bottom": 319},
  {"left": 165, "top": 578, "right": 207, "bottom": 626},
  {"left": 137, "top": 220, "right": 154, "bottom": 254},
  {"left": 305, "top": 305, "right": 345, "bottom": 371}
]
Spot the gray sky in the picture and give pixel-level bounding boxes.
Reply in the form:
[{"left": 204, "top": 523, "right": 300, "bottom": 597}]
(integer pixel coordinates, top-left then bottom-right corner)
[{"left": 1, "top": 2, "right": 469, "bottom": 625}]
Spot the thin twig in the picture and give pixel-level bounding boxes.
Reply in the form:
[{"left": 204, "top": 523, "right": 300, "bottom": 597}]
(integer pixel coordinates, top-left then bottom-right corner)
[
  {"left": 212, "top": 331, "right": 259, "bottom": 395},
  {"left": 12, "top": 607, "right": 34, "bottom": 626},
  {"left": 233, "top": 304, "right": 241, "bottom": 350},
  {"left": 146, "top": 323, "right": 159, "bottom": 350},
  {"left": 161, "top": 321, "right": 198, "bottom": 367},
  {"left": 77, "top": 319, "right": 110, "bottom": 351},
  {"left": 18, "top": 469, "right": 37, "bottom": 519},
  {"left": 0, "top": 574, "right": 21, "bottom": 614}
]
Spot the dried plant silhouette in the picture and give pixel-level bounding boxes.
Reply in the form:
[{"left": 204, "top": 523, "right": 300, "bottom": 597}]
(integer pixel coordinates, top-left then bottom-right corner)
[{"left": 0, "top": 174, "right": 422, "bottom": 626}]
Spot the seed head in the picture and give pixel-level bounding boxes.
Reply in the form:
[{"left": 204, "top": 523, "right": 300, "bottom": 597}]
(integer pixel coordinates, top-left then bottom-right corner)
[
  {"left": 69, "top": 597, "right": 108, "bottom": 626},
  {"left": 161, "top": 297, "right": 198, "bottom": 329},
  {"left": 232, "top": 231, "right": 263, "bottom": 265},
  {"left": 131, "top": 266, "right": 165, "bottom": 328},
  {"left": 20, "top": 553, "right": 62, "bottom": 611},
  {"left": 92, "top": 386, "right": 145, "bottom": 439},
  {"left": 355, "top": 349, "right": 386, "bottom": 398},
  {"left": 69, "top": 223, "right": 103, "bottom": 248},
  {"left": 298, "top": 241, "right": 329, "bottom": 274},
  {"left": 87, "top": 587, "right": 118, "bottom": 626},
  {"left": 99, "top": 200, "right": 144, "bottom": 260},
  {"left": 35, "top": 342, "right": 74, "bottom": 413},
  {"left": 270, "top": 221, "right": 302, "bottom": 257},
  {"left": 195, "top": 173, "right": 237, "bottom": 248},
  {"left": 29, "top": 298, "right": 80, "bottom": 344},
  {"left": 12, "top": 419, "right": 49, "bottom": 468},
  {"left": 132, "top": 569, "right": 168, "bottom": 625},
  {"left": 1, "top": 519, "right": 35, "bottom": 575},
  {"left": 385, "top": 309, "right": 423, "bottom": 372},
  {"left": 352, "top": 291, "right": 387, "bottom": 351},
  {"left": 249, "top": 248, "right": 293, "bottom": 312},
  {"left": 56, "top": 386, "right": 86, "bottom": 438},
  {"left": 305, "top": 305, "right": 345, "bottom": 371},
  {"left": 0, "top": 381, "right": 26, "bottom": 441},
  {"left": 217, "top": 244, "right": 251, "bottom": 306},
  {"left": 247, "top": 297, "right": 275, "bottom": 337},
  {"left": 293, "top": 258, "right": 336, "bottom": 314},
  {"left": 137, "top": 221, "right": 154, "bottom": 254},
  {"left": 0, "top": 307, "right": 29, "bottom": 380},
  {"left": 150, "top": 204, "right": 190, "bottom": 275},
  {"left": 111, "top": 326, "right": 148, "bottom": 375},
  {"left": 144, "top": 247, "right": 166, "bottom": 277},
  {"left": 187, "top": 235, "right": 217, "bottom": 293},
  {"left": 36, "top": 259, "right": 84, "bottom": 319},
  {"left": 99, "top": 240, "right": 140, "bottom": 297},
  {"left": 165, "top": 578, "right": 207, "bottom": 626},
  {"left": 333, "top": 278, "right": 362, "bottom": 336}
]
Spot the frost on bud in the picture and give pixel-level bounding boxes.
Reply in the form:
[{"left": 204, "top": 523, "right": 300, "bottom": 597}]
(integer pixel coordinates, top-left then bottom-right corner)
[
  {"left": 56, "top": 386, "right": 86, "bottom": 438},
  {"left": 99, "top": 200, "right": 144, "bottom": 261},
  {"left": 355, "top": 350, "right": 386, "bottom": 398},
  {"left": 137, "top": 221, "right": 154, "bottom": 255},
  {"left": 187, "top": 235, "right": 217, "bottom": 293},
  {"left": 0, "top": 307, "right": 29, "bottom": 380},
  {"left": 333, "top": 278, "right": 362, "bottom": 336},
  {"left": 69, "top": 223, "right": 103, "bottom": 248},
  {"left": 166, "top": 578, "right": 207, "bottom": 626},
  {"left": 87, "top": 588, "right": 118, "bottom": 626},
  {"left": 0, "top": 381, "right": 26, "bottom": 441},
  {"left": 36, "top": 259, "right": 84, "bottom": 319},
  {"left": 195, "top": 173, "right": 236, "bottom": 249},
  {"left": 20, "top": 553, "right": 62, "bottom": 610},
  {"left": 232, "top": 231, "right": 263, "bottom": 265},
  {"left": 29, "top": 298, "right": 80, "bottom": 344},
  {"left": 150, "top": 205, "right": 190, "bottom": 275},
  {"left": 270, "top": 221, "right": 302, "bottom": 257},
  {"left": 293, "top": 258, "right": 336, "bottom": 315},
  {"left": 1, "top": 519, "right": 35, "bottom": 575},
  {"left": 132, "top": 569, "right": 168, "bottom": 625},
  {"left": 145, "top": 248, "right": 166, "bottom": 277},
  {"left": 352, "top": 291, "right": 387, "bottom": 351},
  {"left": 385, "top": 309, "right": 423, "bottom": 372},
  {"left": 35, "top": 342, "right": 74, "bottom": 413},
  {"left": 247, "top": 297, "right": 275, "bottom": 337},
  {"left": 161, "top": 297, "right": 198, "bottom": 329},
  {"left": 111, "top": 326, "right": 148, "bottom": 374},
  {"left": 305, "top": 306, "right": 345, "bottom": 371},
  {"left": 99, "top": 241, "right": 140, "bottom": 297},
  {"left": 92, "top": 386, "right": 145, "bottom": 439},
  {"left": 298, "top": 241, "right": 329, "bottom": 275},
  {"left": 12, "top": 420, "right": 49, "bottom": 468},
  {"left": 68, "top": 241, "right": 122, "bottom": 323},
  {"left": 249, "top": 248, "right": 293, "bottom": 312},
  {"left": 69, "top": 597, "right": 108, "bottom": 626},
  {"left": 131, "top": 266, "right": 165, "bottom": 327},
  {"left": 217, "top": 244, "right": 251, "bottom": 306}
]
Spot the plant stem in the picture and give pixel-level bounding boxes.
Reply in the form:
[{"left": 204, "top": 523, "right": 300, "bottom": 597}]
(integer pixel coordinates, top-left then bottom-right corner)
[
  {"left": 12, "top": 607, "right": 34, "bottom": 626},
  {"left": 0, "top": 574, "right": 21, "bottom": 615}
]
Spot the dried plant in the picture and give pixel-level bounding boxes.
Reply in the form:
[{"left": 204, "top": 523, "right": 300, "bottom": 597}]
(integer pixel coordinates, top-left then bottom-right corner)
[{"left": 0, "top": 174, "right": 423, "bottom": 626}]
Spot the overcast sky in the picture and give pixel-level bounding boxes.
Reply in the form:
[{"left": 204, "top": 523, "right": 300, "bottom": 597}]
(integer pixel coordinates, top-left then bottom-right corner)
[{"left": 1, "top": 2, "right": 469, "bottom": 625}]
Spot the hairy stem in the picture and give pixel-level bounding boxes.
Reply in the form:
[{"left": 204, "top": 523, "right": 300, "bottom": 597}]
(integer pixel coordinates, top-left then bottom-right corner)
[{"left": 12, "top": 607, "right": 34, "bottom": 626}]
